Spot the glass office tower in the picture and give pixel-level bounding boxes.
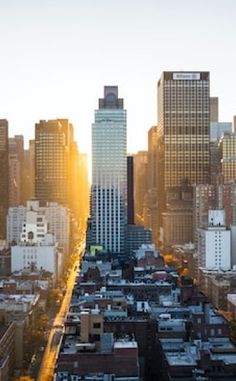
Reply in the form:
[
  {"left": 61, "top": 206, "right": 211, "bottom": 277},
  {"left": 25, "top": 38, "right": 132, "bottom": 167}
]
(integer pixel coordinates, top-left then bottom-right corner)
[{"left": 91, "top": 86, "right": 127, "bottom": 254}]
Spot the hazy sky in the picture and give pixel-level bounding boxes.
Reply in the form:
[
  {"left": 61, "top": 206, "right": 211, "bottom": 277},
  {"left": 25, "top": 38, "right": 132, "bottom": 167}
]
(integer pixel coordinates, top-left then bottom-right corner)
[{"left": 0, "top": 0, "right": 236, "bottom": 153}]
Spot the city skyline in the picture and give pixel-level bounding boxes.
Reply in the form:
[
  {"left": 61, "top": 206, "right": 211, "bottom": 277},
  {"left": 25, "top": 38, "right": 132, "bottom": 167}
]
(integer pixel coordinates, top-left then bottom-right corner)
[{"left": 0, "top": 0, "right": 236, "bottom": 153}]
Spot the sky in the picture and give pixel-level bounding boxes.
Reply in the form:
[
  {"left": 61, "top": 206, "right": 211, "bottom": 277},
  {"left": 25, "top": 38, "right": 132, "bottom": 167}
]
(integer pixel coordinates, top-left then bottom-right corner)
[{"left": 0, "top": 0, "right": 236, "bottom": 153}]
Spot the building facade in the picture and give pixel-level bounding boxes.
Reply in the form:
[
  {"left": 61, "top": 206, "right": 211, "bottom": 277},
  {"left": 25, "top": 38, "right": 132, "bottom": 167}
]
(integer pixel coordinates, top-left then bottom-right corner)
[
  {"left": 7, "top": 200, "right": 70, "bottom": 256},
  {"left": 0, "top": 120, "right": 9, "bottom": 239},
  {"left": 35, "top": 119, "right": 74, "bottom": 207},
  {"left": 91, "top": 86, "right": 127, "bottom": 254},
  {"left": 157, "top": 72, "right": 210, "bottom": 246},
  {"left": 220, "top": 132, "right": 236, "bottom": 183},
  {"left": 197, "top": 210, "right": 231, "bottom": 270}
]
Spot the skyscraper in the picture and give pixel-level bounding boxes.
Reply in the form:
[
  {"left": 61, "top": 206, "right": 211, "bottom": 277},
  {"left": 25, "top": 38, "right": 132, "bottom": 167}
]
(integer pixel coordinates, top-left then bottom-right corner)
[
  {"left": 35, "top": 119, "right": 73, "bottom": 207},
  {"left": 91, "top": 86, "right": 127, "bottom": 254},
  {"left": 8, "top": 135, "right": 24, "bottom": 207},
  {"left": 0, "top": 119, "right": 9, "bottom": 239},
  {"left": 22, "top": 139, "right": 35, "bottom": 203},
  {"left": 157, "top": 71, "right": 210, "bottom": 191},
  {"left": 210, "top": 96, "right": 219, "bottom": 123},
  {"left": 134, "top": 150, "right": 148, "bottom": 224},
  {"left": 127, "top": 155, "right": 134, "bottom": 225},
  {"left": 157, "top": 71, "right": 210, "bottom": 245},
  {"left": 219, "top": 132, "right": 236, "bottom": 183}
]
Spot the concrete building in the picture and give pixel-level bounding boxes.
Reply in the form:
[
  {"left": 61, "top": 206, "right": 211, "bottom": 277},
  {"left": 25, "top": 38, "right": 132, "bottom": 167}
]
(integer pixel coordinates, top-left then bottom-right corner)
[
  {"left": 197, "top": 210, "right": 231, "bottom": 270},
  {"left": 11, "top": 203, "right": 63, "bottom": 281},
  {"left": 8, "top": 135, "right": 24, "bottom": 207},
  {"left": 11, "top": 234, "right": 62, "bottom": 282},
  {"left": 126, "top": 224, "right": 152, "bottom": 257},
  {"left": 220, "top": 132, "right": 236, "bottom": 183},
  {"left": 0, "top": 119, "right": 9, "bottom": 239},
  {"left": 143, "top": 188, "right": 158, "bottom": 247},
  {"left": 210, "top": 96, "right": 219, "bottom": 123},
  {"left": 193, "top": 183, "right": 236, "bottom": 243},
  {"left": 91, "top": 86, "right": 127, "bottom": 254},
  {"left": 127, "top": 155, "right": 135, "bottom": 225},
  {"left": 22, "top": 139, "right": 35, "bottom": 204},
  {"left": 210, "top": 123, "right": 232, "bottom": 183},
  {"left": 162, "top": 200, "right": 193, "bottom": 247},
  {"left": 143, "top": 126, "right": 159, "bottom": 246},
  {"left": 7, "top": 200, "right": 70, "bottom": 255},
  {"left": 193, "top": 184, "right": 217, "bottom": 243},
  {"left": 134, "top": 151, "right": 148, "bottom": 225}
]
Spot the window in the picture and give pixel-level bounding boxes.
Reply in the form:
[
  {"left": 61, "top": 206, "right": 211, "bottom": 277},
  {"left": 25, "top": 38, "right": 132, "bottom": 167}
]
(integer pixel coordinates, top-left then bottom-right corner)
[{"left": 93, "top": 322, "right": 101, "bottom": 329}]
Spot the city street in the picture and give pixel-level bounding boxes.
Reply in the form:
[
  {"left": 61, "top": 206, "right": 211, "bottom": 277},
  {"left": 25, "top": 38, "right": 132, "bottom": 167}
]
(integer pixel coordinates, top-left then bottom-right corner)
[{"left": 37, "top": 249, "right": 82, "bottom": 381}]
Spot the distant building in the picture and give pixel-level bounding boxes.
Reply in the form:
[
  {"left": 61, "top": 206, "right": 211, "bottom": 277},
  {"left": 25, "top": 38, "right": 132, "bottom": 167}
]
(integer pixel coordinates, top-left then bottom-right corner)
[
  {"left": 0, "top": 119, "right": 9, "bottom": 239},
  {"left": 210, "top": 96, "right": 219, "bottom": 123},
  {"left": 143, "top": 126, "right": 159, "bottom": 246},
  {"left": 127, "top": 155, "right": 135, "bottom": 225},
  {"left": 126, "top": 224, "right": 152, "bottom": 257},
  {"left": 210, "top": 122, "right": 232, "bottom": 142},
  {"left": 193, "top": 184, "right": 217, "bottom": 243},
  {"left": 8, "top": 135, "right": 24, "bottom": 207},
  {"left": 22, "top": 139, "right": 35, "bottom": 204},
  {"left": 210, "top": 123, "right": 232, "bottom": 183},
  {"left": 220, "top": 132, "right": 236, "bottom": 183},
  {"left": 35, "top": 119, "right": 74, "bottom": 207},
  {"left": 134, "top": 150, "right": 148, "bottom": 224},
  {"left": 162, "top": 196, "right": 193, "bottom": 247}
]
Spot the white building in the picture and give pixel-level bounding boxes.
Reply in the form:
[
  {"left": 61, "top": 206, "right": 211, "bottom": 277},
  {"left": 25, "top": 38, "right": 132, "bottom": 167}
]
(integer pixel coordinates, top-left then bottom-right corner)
[
  {"left": 7, "top": 200, "right": 70, "bottom": 255},
  {"left": 11, "top": 235, "right": 62, "bottom": 282},
  {"left": 91, "top": 86, "right": 127, "bottom": 254},
  {"left": 11, "top": 204, "right": 63, "bottom": 282},
  {"left": 197, "top": 210, "right": 231, "bottom": 270}
]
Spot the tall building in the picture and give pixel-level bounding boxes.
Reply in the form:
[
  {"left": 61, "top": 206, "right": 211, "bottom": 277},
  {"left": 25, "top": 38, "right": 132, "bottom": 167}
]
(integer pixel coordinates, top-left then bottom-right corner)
[
  {"left": 0, "top": 120, "right": 9, "bottom": 239},
  {"left": 210, "top": 96, "right": 219, "bottom": 123},
  {"left": 219, "top": 132, "right": 236, "bottom": 183},
  {"left": 8, "top": 135, "right": 24, "bottom": 207},
  {"left": 233, "top": 115, "right": 236, "bottom": 133},
  {"left": 127, "top": 155, "right": 134, "bottom": 225},
  {"left": 22, "top": 139, "right": 35, "bottom": 204},
  {"left": 134, "top": 150, "right": 148, "bottom": 224},
  {"left": 143, "top": 126, "right": 159, "bottom": 245},
  {"left": 157, "top": 71, "right": 210, "bottom": 192},
  {"left": 35, "top": 119, "right": 74, "bottom": 207},
  {"left": 193, "top": 184, "right": 217, "bottom": 243},
  {"left": 91, "top": 86, "right": 127, "bottom": 254},
  {"left": 157, "top": 72, "right": 210, "bottom": 245},
  {"left": 147, "top": 126, "right": 158, "bottom": 190}
]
